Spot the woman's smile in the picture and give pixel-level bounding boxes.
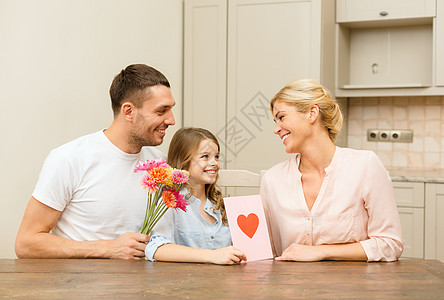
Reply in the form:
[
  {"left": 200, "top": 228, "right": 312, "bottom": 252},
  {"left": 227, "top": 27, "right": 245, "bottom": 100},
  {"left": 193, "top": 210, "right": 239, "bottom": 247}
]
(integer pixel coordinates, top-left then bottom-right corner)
[{"left": 281, "top": 133, "right": 290, "bottom": 142}]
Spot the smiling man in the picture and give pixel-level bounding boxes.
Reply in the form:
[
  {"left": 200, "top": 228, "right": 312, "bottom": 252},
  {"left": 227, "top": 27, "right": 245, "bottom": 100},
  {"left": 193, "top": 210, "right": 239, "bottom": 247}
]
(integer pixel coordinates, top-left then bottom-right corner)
[{"left": 15, "top": 64, "right": 175, "bottom": 259}]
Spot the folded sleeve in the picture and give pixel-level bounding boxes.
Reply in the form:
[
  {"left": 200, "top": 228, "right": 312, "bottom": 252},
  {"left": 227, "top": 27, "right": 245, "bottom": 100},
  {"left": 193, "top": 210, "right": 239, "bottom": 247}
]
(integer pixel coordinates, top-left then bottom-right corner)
[{"left": 359, "top": 152, "right": 404, "bottom": 262}]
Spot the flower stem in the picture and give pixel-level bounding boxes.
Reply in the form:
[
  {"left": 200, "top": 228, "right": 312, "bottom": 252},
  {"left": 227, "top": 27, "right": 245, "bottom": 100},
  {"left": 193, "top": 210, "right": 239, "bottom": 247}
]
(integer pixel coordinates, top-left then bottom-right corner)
[
  {"left": 147, "top": 205, "right": 169, "bottom": 234},
  {"left": 146, "top": 201, "right": 166, "bottom": 230},
  {"left": 141, "top": 189, "right": 160, "bottom": 234}
]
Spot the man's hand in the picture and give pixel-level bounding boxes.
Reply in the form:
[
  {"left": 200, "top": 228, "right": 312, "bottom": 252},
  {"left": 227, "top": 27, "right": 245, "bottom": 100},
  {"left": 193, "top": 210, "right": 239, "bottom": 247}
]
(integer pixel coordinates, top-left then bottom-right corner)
[{"left": 105, "top": 232, "right": 150, "bottom": 260}]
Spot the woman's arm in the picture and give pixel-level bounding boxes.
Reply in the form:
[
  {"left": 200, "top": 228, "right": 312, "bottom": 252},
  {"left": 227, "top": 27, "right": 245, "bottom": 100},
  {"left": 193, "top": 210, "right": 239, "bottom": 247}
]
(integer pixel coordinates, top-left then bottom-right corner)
[
  {"left": 153, "top": 244, "right": 246, "bottom": 265},
  {"left": 276, "top": 242, "right": 367, "bottom": 261},
  {"left": 359, "top": 152, "right": 403, "bottom": 261}
]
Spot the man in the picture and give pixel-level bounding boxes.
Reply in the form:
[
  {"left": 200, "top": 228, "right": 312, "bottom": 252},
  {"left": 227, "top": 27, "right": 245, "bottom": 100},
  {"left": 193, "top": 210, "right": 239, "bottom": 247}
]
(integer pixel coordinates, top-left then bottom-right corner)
[{"left": 15, "top": 64, "right": 175, "bottom": 259}]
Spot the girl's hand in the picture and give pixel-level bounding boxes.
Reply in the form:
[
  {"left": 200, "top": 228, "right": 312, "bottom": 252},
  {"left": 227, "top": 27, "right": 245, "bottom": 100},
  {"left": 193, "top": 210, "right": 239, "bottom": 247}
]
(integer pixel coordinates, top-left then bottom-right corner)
[
  {"left": 209, "top": 246, "right": 247, "bottom": 265},
  {"left": 275, "top": 243, "right": 324, "bottom": 262}
]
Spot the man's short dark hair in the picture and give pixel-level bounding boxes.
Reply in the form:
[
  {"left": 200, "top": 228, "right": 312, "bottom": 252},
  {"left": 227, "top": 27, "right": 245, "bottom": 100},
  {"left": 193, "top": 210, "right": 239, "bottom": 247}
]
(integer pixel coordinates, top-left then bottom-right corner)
[{"left": 109, "top": 64, "right": 170, "bottom": 115}]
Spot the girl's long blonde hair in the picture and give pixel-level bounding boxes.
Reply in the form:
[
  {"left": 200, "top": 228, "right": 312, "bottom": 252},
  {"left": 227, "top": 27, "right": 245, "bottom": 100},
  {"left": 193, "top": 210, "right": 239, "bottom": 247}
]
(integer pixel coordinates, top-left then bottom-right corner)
[{"left": 167, "top": 127, "right": 228, "bottom": 225}]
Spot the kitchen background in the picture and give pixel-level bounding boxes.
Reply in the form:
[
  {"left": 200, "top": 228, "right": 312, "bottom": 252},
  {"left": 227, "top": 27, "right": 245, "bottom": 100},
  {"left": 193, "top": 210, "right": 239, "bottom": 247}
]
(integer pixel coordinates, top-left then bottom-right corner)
[
  {"left": 1, "top": 0, "right": 442, "bottom": 261},
  {"left": 348, "top": 96, "right": 444, "bottom": 169}
]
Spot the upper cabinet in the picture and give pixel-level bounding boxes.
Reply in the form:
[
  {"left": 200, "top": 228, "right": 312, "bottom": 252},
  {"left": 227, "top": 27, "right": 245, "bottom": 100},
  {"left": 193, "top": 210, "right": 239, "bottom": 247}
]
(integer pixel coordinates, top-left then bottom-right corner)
[{"left": 335, "top": 0, "right": 444, "bottom": 97}]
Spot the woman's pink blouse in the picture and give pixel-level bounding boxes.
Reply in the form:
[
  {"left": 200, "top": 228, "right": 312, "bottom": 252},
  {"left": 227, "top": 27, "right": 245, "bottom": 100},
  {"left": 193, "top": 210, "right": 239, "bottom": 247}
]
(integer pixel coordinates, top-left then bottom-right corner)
[{"left": 260, "top": 147, "right": 403, "bottom": 262}]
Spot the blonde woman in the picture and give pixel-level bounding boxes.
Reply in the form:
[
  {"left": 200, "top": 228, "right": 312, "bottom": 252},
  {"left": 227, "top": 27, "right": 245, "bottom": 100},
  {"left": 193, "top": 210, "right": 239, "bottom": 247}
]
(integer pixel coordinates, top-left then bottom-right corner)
[
  {"left": 145, "top": 127, "right": 246, "bottom": 264},
  {"left": 260, "top": 79, "right": 403, "bottom": 262}
]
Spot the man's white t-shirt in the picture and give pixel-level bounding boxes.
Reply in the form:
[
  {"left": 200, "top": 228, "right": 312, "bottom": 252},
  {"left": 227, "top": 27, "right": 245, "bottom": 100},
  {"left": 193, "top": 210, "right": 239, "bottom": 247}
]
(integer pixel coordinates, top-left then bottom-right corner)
[{"left": 32, "top": 130, "right": 165, "bottom": 241}]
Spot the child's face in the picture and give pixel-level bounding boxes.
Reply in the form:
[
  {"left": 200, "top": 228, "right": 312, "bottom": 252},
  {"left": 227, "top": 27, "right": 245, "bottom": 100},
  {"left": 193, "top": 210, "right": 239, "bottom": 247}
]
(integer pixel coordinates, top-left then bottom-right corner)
[{"left": 187, "top": 139, "right": 220, "bottom": 188}]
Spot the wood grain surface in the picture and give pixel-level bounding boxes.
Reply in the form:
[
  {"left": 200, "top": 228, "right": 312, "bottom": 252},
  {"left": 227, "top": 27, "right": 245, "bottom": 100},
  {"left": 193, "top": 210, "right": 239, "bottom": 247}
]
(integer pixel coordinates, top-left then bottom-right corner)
[{"left": 1, "top": 259, "right": 443, "bottom": 299}]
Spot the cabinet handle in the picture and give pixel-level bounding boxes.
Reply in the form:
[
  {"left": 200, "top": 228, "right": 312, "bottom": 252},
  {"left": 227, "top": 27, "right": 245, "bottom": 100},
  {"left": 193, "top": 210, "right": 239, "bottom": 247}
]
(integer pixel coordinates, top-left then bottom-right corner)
[
  {"left": 372, "top": 63, "right": 379, "bottom": 74},
  {"left": 379, "top": 11, "right": 388, "bottom": 16}
]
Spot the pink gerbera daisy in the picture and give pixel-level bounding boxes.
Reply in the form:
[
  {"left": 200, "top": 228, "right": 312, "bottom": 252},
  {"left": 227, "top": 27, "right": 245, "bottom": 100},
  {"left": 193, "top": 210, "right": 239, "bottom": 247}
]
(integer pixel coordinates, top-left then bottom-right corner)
[
  {"left": 140, "top": 173, "right": 158, "bottom": 193},
  {"left": 172, "top": 169, "right": 189, "bottom": 184},
  {"left": 134, "top": 158, "right": 170, "bottom": 173},
  {"left": 175, "top": 192, "right": 188, "bottom": 212}
]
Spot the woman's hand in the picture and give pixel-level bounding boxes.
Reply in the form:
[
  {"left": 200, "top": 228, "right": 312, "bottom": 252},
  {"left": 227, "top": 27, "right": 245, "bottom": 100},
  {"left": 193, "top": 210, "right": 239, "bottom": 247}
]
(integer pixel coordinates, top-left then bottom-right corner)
[
  {"left": 275, "top": 243, "right": 325, "bottom": 262},
  {"left": 209, "top": 246, "right": 247, "bottom": 265},
  {"left": 275, "top": 242, "right": 367, "bottom": 261}
]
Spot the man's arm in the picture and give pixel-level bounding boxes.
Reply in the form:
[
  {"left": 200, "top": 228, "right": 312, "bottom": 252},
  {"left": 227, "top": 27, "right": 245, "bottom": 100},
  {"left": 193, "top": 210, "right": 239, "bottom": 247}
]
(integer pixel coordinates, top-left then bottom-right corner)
[{"left": 15, "top": 197, "right": 149, "bottom": 259}]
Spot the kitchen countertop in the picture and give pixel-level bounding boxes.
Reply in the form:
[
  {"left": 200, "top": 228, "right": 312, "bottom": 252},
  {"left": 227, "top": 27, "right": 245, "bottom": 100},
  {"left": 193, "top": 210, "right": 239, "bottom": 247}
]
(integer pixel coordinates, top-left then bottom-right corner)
[{"left": 388, "top": 168, "right": 444, "bottom": 183}]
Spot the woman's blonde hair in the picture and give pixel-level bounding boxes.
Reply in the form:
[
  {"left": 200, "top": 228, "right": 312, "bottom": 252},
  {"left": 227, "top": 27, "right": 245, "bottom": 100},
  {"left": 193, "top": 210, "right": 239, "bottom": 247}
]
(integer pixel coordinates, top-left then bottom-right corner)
[
  {"left": 270, "top": 79, "right": 343, "bottom": 142},
  {"left": 167, "top": 127, "right": 227, "bottom": 225}
]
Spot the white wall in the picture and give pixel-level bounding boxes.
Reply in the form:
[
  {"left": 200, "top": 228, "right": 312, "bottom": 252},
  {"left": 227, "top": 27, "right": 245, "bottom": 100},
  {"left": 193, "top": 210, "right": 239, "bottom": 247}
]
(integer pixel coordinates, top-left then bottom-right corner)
[{"left": 0, "top": 0, "right": 183, "bottom": 258}]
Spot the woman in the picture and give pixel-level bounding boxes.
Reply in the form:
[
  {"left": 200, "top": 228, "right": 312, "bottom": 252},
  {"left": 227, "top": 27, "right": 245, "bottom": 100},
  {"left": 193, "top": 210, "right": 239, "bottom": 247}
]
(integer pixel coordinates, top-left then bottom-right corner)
[{"left": 260, "top": 79, "right": 403, "bottom": 262}]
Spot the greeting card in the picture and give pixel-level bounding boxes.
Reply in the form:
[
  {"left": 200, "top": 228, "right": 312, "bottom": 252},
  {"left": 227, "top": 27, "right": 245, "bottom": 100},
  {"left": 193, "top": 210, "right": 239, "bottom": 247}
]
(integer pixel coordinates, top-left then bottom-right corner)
[{"left": 224, "top": 195, "right": 273, "bottom": 262}]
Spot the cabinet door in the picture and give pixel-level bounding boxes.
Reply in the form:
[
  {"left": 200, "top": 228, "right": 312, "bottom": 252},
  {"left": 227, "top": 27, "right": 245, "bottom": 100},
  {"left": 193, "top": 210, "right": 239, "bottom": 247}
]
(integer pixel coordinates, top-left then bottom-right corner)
[
  {"left": 183, "top": 0, "right": 228, "bottom": 158},
  {"left": 425, "top": 183, "right": 444, "bottom": 262},
  {"left": 337, "top": 0, "right": 436, "bottom": 23},
  {"left": 437, "top": 0, "right": 444, "bottom": 86},
  {"left": 224, "top": 0, "right": 334, "bottom": 172},
  {"left": 392, "top": 181, "right": 425, "bottom": 259},
  {"left": 397, "top": 207, "right": 425, "bottom": 258}
]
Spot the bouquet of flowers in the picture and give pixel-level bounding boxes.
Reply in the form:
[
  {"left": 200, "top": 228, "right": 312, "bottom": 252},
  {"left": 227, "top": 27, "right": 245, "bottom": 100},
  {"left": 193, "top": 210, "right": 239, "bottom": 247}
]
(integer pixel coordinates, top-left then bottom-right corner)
[{"left": 134, "top": 158, "right": 190, "bottom": 235}]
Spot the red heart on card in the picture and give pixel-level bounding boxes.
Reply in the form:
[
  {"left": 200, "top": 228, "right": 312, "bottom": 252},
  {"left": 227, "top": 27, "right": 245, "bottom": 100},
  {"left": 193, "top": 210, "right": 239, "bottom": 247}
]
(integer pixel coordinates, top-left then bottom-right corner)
[{"left": 237, "top": 213, "right": 259, "bottom": 239}]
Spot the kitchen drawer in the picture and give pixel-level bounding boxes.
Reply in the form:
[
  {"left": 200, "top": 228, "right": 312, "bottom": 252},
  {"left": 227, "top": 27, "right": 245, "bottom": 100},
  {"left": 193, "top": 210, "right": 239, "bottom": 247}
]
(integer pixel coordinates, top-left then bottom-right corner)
[
  {"left": 393, "top": 181, "right": 424, "bottom": 207},
  {"left": 337, "top": 0, "right": 436, "bottom": 24}
]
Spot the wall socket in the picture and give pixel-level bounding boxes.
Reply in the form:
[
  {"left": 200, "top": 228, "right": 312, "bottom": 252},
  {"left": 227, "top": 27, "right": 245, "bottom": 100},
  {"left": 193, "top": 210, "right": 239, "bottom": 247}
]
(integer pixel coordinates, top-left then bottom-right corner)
[{"left": 367, "top": 129, "right": 413, "bottom": 143}]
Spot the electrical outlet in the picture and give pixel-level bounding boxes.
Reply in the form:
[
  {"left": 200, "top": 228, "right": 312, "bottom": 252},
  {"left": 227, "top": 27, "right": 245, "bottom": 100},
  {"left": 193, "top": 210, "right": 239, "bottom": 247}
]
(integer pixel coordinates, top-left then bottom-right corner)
[
  {"left": 367, "top": 129, "right": 378, "bottom": 141},
  {"left": 379, "top": 130, "right": 390, "bottom": 141},
  {"left": 367, "top": 129, "right": 413, "bottom": 143},
  {"left": 390, "top": 129, "right": 413, "bottom": 142}
]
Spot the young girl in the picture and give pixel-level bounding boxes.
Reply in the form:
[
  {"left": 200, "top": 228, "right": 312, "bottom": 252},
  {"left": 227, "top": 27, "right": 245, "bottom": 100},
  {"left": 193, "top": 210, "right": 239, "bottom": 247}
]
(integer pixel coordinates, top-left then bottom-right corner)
[{"left": 145, "top": 127, "right": 246, "bottom": 264}]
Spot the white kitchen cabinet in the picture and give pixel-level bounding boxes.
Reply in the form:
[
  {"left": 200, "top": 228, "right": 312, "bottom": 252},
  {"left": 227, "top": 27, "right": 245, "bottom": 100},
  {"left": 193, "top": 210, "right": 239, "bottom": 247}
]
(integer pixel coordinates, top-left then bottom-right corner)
[
  {"left": 335, "top": 0, "right": 444, "bottom": 97},
  {"left": 337, "top": 0, "right": 436, "bottom": 24},
  {"left": 425, "top": 183, "right": 444, "bottom": 262},
  {"left": 183, "top": 0, "right": 228, "bottom": 142},
  {"left": 184, "top": 0, "right": 336, "bottom": 172},
  {"left": 393, "top": 181, "right": 425, "bottom": 259},
  {"left": 393, "top": 181, "right": 444, "bottom": 262},
  {"left": 437, "top": 0, "right": 444, "bottom": 86}
]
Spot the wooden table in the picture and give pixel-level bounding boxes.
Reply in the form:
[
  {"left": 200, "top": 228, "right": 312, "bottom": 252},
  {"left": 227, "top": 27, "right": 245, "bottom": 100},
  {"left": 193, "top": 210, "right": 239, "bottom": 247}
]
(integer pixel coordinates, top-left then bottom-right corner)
[{"left": 1, "top": 259, "right": 443, "bottom": 299}]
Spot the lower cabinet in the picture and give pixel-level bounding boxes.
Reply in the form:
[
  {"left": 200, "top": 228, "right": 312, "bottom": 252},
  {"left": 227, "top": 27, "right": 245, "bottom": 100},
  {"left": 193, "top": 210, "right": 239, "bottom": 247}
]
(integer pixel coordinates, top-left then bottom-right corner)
[
  {"left": 393, "top": 181, "right": 444, "bottom": 262},
  {"left": 425, "top": 183, "right": 444, "bottom": 262},
  {"left": 392, "top": 181, "right": 425, "bottom": 259}
]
